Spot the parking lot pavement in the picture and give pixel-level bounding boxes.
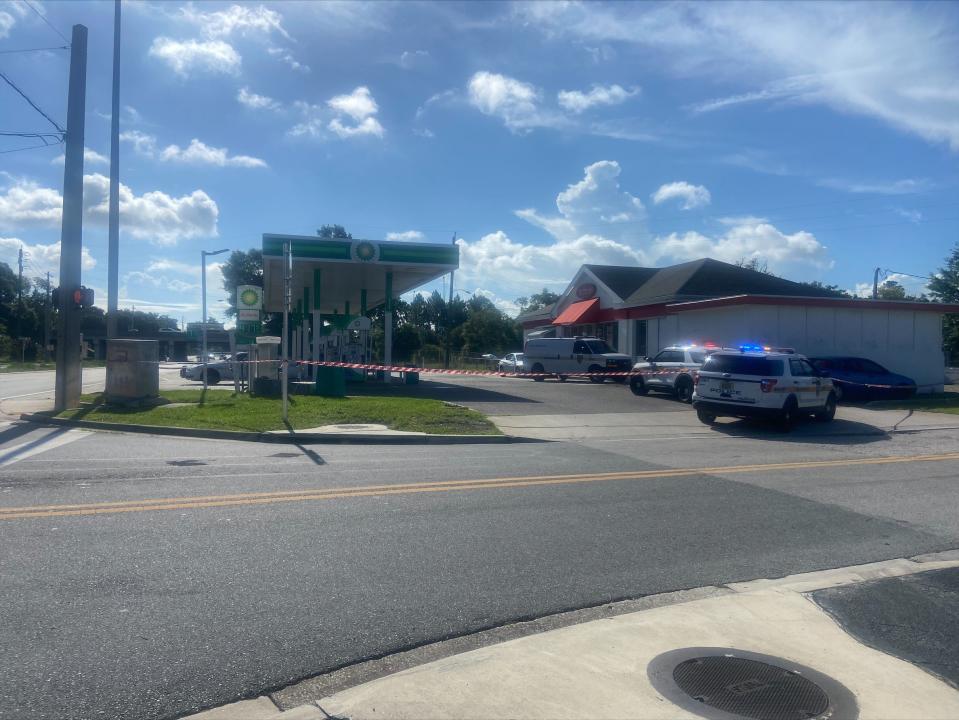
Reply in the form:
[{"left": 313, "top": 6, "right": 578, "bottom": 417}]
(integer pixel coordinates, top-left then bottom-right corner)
[{"left": 412, "top": 373, "right": 688, "bottom": 416}]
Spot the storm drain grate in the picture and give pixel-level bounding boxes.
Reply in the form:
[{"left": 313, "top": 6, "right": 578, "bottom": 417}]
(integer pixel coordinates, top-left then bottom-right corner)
[
  {"left": 648, "top": 648, "right": 858, "bottom": 720},
  {"left": 673, "top": 656, "right": 827, "bottom": 719}
]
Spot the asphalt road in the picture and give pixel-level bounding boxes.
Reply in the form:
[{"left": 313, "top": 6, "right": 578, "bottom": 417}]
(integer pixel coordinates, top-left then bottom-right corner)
[{"left": 2, "top": 413, "right": 959, "bottom": 720}]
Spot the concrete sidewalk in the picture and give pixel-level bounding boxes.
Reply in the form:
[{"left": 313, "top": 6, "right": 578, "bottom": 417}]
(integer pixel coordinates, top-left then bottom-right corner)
[
  {"left": 186, "top": 552, "right": 959, "bottom": 720},
  {"left": 489, "top": 405, "right": 959, "bottom": 441}
]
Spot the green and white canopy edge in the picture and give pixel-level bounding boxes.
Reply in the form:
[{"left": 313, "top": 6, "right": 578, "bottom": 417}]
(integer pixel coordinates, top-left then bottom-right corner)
[{"left": 262, "top": 233, "right": 459, "bottom": 370}]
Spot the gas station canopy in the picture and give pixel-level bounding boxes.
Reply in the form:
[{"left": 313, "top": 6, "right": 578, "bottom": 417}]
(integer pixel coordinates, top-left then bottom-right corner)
[{"left": 262, "top": 234, "right": 458, "bottom": 315}]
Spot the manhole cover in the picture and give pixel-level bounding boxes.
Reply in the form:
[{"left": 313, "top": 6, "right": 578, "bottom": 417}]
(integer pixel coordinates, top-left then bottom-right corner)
[{"left": 648, "top": 648, "right": 858, "bottom": 720}]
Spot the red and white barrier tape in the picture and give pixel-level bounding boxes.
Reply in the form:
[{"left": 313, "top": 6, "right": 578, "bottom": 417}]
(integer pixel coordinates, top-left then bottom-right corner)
[{"left": 162, "top": 358, "right": 933, "bottom": 389}]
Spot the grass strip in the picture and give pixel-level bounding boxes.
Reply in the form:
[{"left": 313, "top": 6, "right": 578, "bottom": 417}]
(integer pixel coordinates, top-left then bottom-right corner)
[{"left": 55, "top": 390, "right": 500, "bottom": 435}]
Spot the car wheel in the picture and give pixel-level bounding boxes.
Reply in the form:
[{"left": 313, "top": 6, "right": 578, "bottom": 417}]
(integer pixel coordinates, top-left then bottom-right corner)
[
  {"left": 833, "top": 383, "right": 844, "bottom": 402},
  {"left": 206, "top": 369, "right": 221, "bottom": 385},
  {"left": 779, "top": 396, "right": 798, "bottom": 432},
  {"left": 696, "top": 408, "right": 716, "bottom": 425},
  {"left": 630, "top": 376, "right": 648, "bottom": 396},
  {"left": 814, "top": 392, "right": 837, "bottom": 422},
  {"left": 588, "top": 364, "right": 605, "bottom": 383},
  {"left": 531, "top": 363, "right": 545, "bottom": 382},
  {"left": 558, "top": 375, "right": 568, "bottom": 382},
  {"left": 675, "top": 376, "right": 694, "bottom": 403}
]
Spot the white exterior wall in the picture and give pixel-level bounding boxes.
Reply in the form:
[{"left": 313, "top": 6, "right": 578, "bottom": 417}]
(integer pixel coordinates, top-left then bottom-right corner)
[{"left": 644, "top": 304, "right": 946, "bottom": 391}]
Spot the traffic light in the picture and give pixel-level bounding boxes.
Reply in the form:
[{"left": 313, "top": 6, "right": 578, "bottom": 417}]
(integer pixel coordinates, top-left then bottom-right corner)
[{"left": 52, "top": 286, "right": 94, "bottom": 309}]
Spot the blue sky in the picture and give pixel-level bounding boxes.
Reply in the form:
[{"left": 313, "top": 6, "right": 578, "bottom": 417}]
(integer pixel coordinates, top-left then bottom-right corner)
[{"left": 1, "top": 0, "right": 957, "bottom": 323}]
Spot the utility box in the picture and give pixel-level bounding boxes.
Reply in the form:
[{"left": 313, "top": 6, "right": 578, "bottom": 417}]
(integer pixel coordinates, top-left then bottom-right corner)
[{"left": 106, "top": 339, "right": 159, "bottom": 404}]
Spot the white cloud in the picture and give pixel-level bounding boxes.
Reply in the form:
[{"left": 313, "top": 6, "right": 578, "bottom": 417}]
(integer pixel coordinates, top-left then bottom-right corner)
[
  {"left": 516, "top": 160, "right": 647, "bottom": 243},
  {"left": 149, "top": 37, "right": 241, "bottom": 76},
  {"left": 121, "top": 131, "right": 266, "bottom": 168},
  {"left": 120, "top": 130, "right": 157, "bottom": 156},
  {"left": 0, "top": 10, "right": 15, "bottom": 39},
  {"left": 292, "top": 87, "right": 385, "bottom": 140},
  {"left": 468, "top": 71, "right": 564, "bottom": 131},
  {"left": 386, "top": 230, "right": 425, "bottom": 241},
  {"left": 650, "top": 219, "right": 832, "bottom": 271},
  {"left": 516, "top": 2, "right": 959, "bottom": 150},
  {"left": 159, "top": 139, "right": 267, "bottom": 168},
  {"left": 237, "top": 87, "right": 280, "bottom": 111},
  {"left": 557, "top": 84, "right": 638, "bottom": 113},
  {"left": 0, "top": 174, "right": 218, "bottom": 246},
  {"left": 328, "top": 117, "right": 384, "bottom": 139},
  {"left": 817, "top": 178, "right": 932, "bottom": 195},
  {"left": 179, "top": 3, "right": 290, "bottom": 40},
  {"left": 0, "top": 237, "right": 96, "bottom": 280},
  {"left": 267, "top": 46, "right": 309, "bottom": 73},
  {"left": 894, "top": 208, "right": 922, "bottom": 224},
  {"left": 651, "top": 181, "right": 711, "bottom": 210},
  {"left": 457, "top": 230, "right": 648, "bottom": 293},
  {"left": 327, "top": 86, "right": 378, "bottom": 121},
  {"left": 51, "top": 148, "right": 109, "bottom": 167},
  {"left": 399, "top": 49, "right": 430, "bottom": 69}
]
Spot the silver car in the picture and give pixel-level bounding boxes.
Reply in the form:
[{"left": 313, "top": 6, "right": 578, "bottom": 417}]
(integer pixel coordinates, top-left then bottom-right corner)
[{"left": 498, "top": 352, "right": 525, "bottom": 374}]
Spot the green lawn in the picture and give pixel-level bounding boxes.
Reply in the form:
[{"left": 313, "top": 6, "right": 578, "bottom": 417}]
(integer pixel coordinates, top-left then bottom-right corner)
[
  {"left": 867, "top": 390, "right": 959, "bottom": 415},
  {"left": 55, "top": 390, "right": 501, "bottom": 435}
]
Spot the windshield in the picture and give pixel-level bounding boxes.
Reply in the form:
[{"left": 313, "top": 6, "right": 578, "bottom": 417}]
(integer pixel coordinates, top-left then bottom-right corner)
[
  {"left": 584, "top": 340, "right": 613, "bottom": 354},
  {"left": 702, "top": 355, "right": 785, "bottom": 376}
]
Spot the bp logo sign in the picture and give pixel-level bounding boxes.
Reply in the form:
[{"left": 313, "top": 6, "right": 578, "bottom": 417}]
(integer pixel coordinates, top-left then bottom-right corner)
[
  {"left": 237, "top": 285, "right": 262, "bottom": 309},
  {"left": 351, "top": 241, "right": 379, "bottom": 262}
]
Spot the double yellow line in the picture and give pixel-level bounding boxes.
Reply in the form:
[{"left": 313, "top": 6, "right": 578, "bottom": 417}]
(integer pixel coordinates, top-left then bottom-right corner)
[{"left": 2, "top": 451, "right": 958, "bottom": 521}]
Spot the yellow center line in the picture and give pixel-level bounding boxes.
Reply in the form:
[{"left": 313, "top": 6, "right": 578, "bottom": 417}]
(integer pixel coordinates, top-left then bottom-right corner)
[{"left": 2, "top": 451, "right": 958, "bottom": 521}]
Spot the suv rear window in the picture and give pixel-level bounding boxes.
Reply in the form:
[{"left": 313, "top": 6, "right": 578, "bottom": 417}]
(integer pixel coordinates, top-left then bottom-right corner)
[{"left": 702, "top": 355, "right": 784, "bottom": 376}]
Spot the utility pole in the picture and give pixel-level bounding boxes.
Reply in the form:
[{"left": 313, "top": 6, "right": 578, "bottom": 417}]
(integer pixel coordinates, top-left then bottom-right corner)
[
  {"left": 106, "top": 0, "right": 121, "bottom": 339},
  {"left": 872, "top": 267, "right": 882, "bottom": 299},
  {"left": 43, "top": 271, "right": 51, "bottom": 363},
  {"left": 54, "top": 25, "right": 88, "bottom": 412}
]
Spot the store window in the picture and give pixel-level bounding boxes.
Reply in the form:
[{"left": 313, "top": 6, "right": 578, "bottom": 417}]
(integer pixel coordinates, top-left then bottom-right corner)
[{"left": 595, "top": 322, "right": 619, "bottom": 351}]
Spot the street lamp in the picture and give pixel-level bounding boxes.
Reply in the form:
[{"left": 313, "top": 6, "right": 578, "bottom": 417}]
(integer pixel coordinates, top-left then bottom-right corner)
[{"left": 201, "top": 248, "right": 229, "bottom": 391}]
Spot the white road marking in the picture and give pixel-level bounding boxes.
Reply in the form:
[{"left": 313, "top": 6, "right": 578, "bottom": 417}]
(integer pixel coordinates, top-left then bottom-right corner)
[{"left": 0, "top": 429, "right": 89, "bottom": 467}]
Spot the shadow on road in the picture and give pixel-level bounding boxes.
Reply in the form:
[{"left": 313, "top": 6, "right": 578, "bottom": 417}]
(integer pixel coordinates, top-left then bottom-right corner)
[
  {"left": 0, "top": 422, "right": 45, "bottom": 448},
  {"left": 347, "top": 378, "right": 541, "bottom": 406},
  {"left": 707, "top": 418, "right": 890, "bottom": 445}
]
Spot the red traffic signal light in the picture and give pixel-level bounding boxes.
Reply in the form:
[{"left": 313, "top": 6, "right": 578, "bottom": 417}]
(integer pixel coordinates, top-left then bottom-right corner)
[{"left": 70, "top": 286, "right": 94, "bottom": 308}]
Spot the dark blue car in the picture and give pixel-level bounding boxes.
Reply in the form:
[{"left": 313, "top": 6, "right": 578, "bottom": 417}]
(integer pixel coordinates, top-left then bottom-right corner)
[{"left": 808, "top": 356, "right": 917, "bottom": 402}]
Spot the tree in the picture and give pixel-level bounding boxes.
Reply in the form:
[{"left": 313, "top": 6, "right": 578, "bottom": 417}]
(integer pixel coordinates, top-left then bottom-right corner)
[
  {"left": 515, "top": 288, "right": 560, "bottom": 314},
  {"left": 317, "top": 224, "right": 352, "bottom": 240},
  {"left": 735, "top": 257, "right": 772, "bottom": 275},
  {"left": 929, "top": 244, "right": 959, "bottom": 361},
  {"left": 220, "top": 249, "right": 264, "bottom": 318},
  {"left": 797, "top": 280, "right": 851, "bottom": 298},
  {"left": 877, "top": 280, "right": 907, "bottom": 300}
]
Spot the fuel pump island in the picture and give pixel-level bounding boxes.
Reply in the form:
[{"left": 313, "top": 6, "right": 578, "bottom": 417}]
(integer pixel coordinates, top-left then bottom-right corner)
[{"left": 258, "top": 233, "right": 459, "bottom": 395}]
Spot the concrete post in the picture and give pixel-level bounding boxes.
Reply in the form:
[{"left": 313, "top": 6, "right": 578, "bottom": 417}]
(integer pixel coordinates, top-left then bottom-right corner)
[
  {"left": 384, "top": 272, "right": 393, "bottom": 378},
  {"left": 54, "top": 25, "right": 88, "bottom": 412}
]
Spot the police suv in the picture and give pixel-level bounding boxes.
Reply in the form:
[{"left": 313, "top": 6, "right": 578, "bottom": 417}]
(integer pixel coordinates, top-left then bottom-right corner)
[
  {"left": 629, "top": 345, "right": 714, "bottom": 403},
  {"left": 692, "top": 346, "right": 837, "bottom": 429}
]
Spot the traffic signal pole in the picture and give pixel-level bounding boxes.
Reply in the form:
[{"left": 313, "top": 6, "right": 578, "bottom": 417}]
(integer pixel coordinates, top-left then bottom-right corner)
[{"left": 54, "top": 25, "right": 88, "bottom": 412}]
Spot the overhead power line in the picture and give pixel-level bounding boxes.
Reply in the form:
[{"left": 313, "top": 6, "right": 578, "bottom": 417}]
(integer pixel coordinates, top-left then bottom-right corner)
[
  {"left": 0, "top": 138, "right": 63, "bottom": 154},
  {"left": 0, "top": 45, "right": 70, "bottom": 55},
  {"left": 23, "top": 0, "right": 71, "bottom": 45},
  {"left": 0, "top": 70, "right": 65, "bottom": 133}
]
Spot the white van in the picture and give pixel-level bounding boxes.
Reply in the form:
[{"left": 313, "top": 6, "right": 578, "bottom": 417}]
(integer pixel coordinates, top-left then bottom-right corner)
[{"left": 523, "top": 336, "right": 632, "bottom": 383}]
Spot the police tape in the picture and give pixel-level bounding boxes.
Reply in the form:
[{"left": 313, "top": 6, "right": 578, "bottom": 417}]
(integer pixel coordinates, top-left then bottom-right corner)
[{"left": 163, "top": 358, "right": 933, "bottom": 390}]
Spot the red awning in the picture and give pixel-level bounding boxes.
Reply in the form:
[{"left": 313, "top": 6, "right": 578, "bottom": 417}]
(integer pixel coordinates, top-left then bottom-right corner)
[{"left": 552, "top": 298, "right": 601, "bottom": 325}]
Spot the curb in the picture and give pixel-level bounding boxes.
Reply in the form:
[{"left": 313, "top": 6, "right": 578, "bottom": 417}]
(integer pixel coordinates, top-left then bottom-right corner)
[{"left": 18, "top": 413, "right": 535, "bottom": 445}]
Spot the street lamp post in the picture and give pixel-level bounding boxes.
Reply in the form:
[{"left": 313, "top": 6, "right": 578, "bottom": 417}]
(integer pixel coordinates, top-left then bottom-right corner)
[{"left": 201, "top": 248, "right": 229, "bottom": 391}]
